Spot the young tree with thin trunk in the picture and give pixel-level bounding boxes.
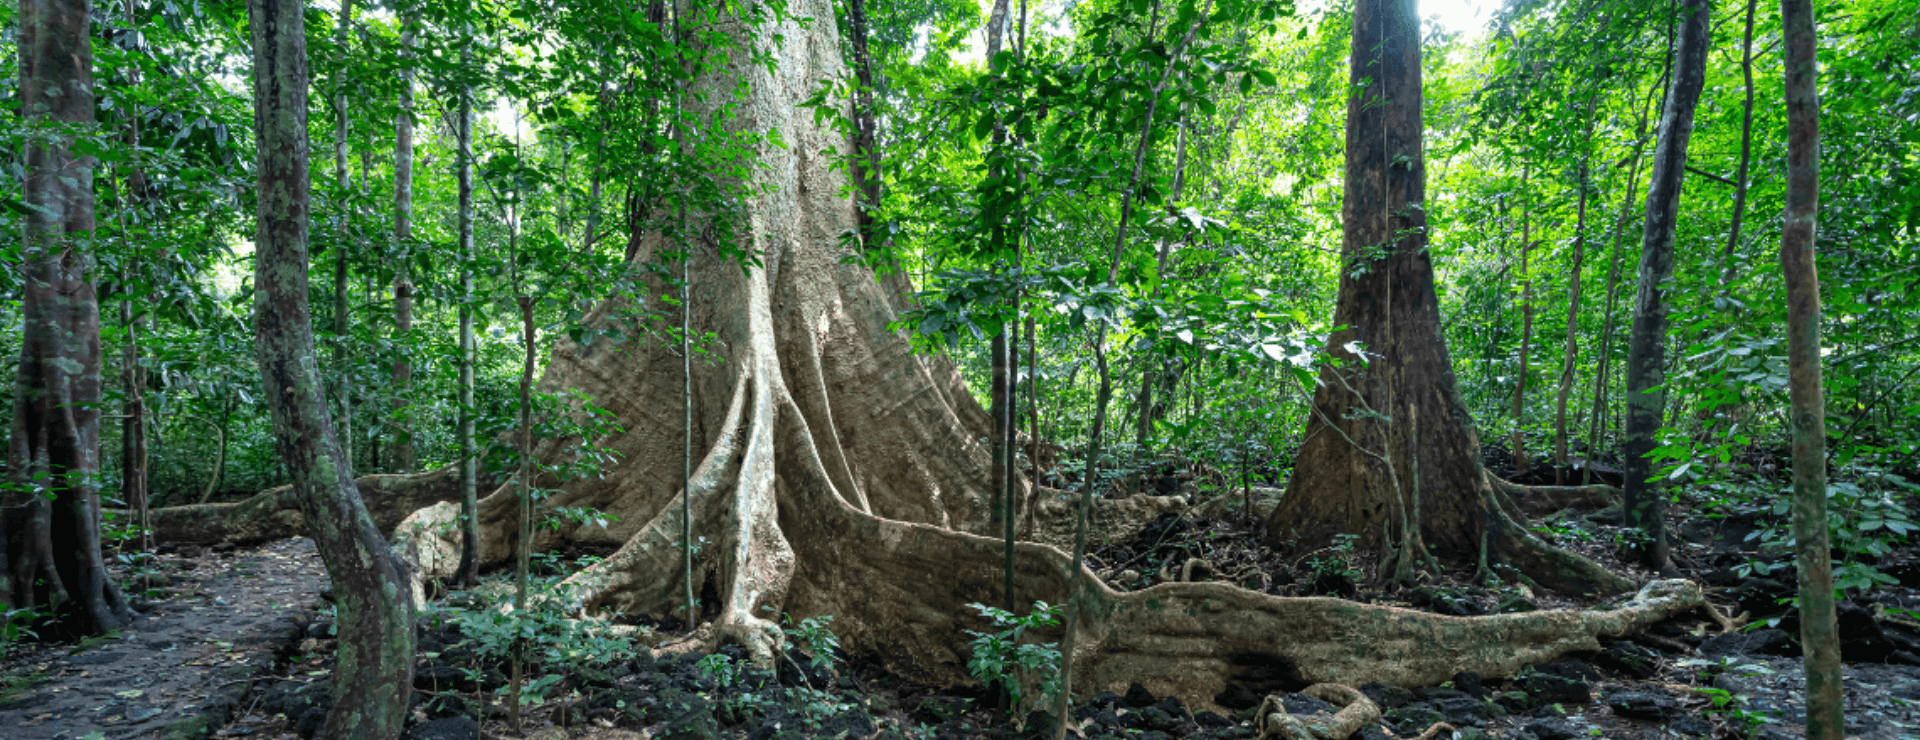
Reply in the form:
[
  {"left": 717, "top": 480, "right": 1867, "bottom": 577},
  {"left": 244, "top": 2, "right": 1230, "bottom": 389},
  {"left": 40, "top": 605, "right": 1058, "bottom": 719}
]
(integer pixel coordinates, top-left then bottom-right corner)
[
  {"left": 4, "top": 0, "right": 134, "bottom": 638},
  {"left": 1621, "top": 0, "right": 1711, "bottom": 573},
  {"left": 247, "top": 0, "right": 415, "bottom": 734},
  {"left": 454, "top": 40, "right": 480, "bottom": 587},
  {"left": 1777, "top": 0, "right": 1840, "bottom": 735},
  {"left": 332, "top": 0, "right": 355, "bottom": 470},
  {"left": 1554, "top": 99, "right": 1596, "bottom": 485},
  {"left": 391, "top": 15, "right": 416, "bottom": 474},
  {"left": 1724, "top": 0, "right": 1758, "bottom": 289},
  {"left": 1512, "top": 168, "right": 1533, "bottom": 477},
  {"left": 1586, "top": 75, "right": 1660, "bottom": 484}
]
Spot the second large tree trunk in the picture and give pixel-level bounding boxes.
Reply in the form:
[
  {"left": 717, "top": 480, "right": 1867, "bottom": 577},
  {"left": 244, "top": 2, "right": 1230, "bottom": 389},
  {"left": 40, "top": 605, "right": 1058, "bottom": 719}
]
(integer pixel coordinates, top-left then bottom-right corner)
[{"left": 1262, "top": 0, "right": 1624, "bottom": 596}]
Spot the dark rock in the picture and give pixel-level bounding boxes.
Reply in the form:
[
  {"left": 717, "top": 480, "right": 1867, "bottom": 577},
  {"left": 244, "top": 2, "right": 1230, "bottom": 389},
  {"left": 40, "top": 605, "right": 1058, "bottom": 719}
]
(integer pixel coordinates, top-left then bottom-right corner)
[
  {"left": 1194, "top": 711, "right": 1231, "bottom": 728},
  {"left": 1452, "top": 671, "right": 1485, "bottom": 698},
  {"left": 1360, "top": 681, "right": 1413, "bottom": 709},
  {"left": 1433, "top": 695, "right": 1490, "bottom": 725},
  {"left": 260, "top": 680, "right": 331, "bottom": 720},
  {"left": 295, "top": 707, "right": 328, "bottom": 740},
  {"left": 1517, "top": 672, "right": 1589, "bottom": 706},
  {"left": 910, "top": 696, "right": 970, "bottom": 724},
  {"left": 1090, "top": 690, "right": 1123, "bottom": 710},
  {"left": 1605, "top": 690, "right": 1678, "bottom": 720},
  {"left": 1135, "top": 706, "right": 1176, "bottom": 732},
  {"left": 1593, "top": 642, "right": 1661, "bottom": 679},
  {"left": 1409, "top": 587, "right": 1487, "bottom": 617},
  {"left": 1700, "top": 627, "right": 1794, "bottom": 658},
  {"left": 656, "top": 698, "right": 719, "bottom": 740},
  {"left": 1532, "top": 660, "right": 1600, "bottom": 683},
  {"left": 1280, "top": 693, "right": 1336, "bottom": 716},
  {"left": 1414, "top": 685, "right": 1471, "bottom": 702},
  {"left": 1383, "top": 706, "right": 1445, "bottom": 737},
  {"left": 1124, "top": 682, "right": 1158, "bottom": 708},
  {"left": 1731, "top": 578, "right": 1793, "bottom": 619},
  {"left": 1494, "top": 690, "right": 1534, "bottom": 713},
  {"left": 1669, "top": 714, "right": 1713, "bottom": 737},
  {"left": 1497, "top": 593, "right": 1538, "bottom": 613},
  {"left": 1213, "top": 682, "right": 1263, "bottom": 711},
  {"left": 406, "top": 717, "right": 478, "bottom": 740},
  {"left": 306, "top": 621, "right": 333, "bottom": 639},
  {"left": 1522, "top": 717, "right": 1582, "bottom": 740}
]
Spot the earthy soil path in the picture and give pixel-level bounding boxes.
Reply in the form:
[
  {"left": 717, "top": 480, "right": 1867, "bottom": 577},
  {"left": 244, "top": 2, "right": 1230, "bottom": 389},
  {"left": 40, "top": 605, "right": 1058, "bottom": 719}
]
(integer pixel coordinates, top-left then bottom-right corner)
[{"left": 0, "top": 538, "right": 326, "bottom": 740}]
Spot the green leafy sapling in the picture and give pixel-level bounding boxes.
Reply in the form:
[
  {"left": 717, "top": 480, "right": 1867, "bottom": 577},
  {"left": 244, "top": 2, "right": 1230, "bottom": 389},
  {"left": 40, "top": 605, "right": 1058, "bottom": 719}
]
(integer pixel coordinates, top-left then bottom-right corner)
[{"left": 965, "top": 601, "right": 1064, "bottom": 713}]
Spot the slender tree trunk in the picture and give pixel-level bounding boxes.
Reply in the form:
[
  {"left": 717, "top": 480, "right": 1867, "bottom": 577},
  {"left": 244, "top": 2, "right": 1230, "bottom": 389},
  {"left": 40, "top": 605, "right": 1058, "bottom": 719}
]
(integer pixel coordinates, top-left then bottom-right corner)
[
  {"left": 1777, "top": 0, "right": 1839, "bottom": 735},
  {"left": 247, "top": 0, "right": 415, "bottom": 735},
  {"left": 1585, "top": 77, "right": 1659, "bottom": 484},
  {"left": 454, "top": 45, "right": 480, "bottom": 587},
  {"left": 391, "top": 16, "right": 416, "bottom": 473},
  {"left": 511, "top": 294, "right": 533, "bottom": 731},
  {"left": 332, "top": 0, "right": 354, "bottom": 471},
  {"left": 1724, "top": 0, "right": 1758, "bottom": 290},
  {"left": 1555, "top": 101, "right": 1597, "bottom": 485},
  {"left": 1135, "top": 103, "right": 1191, "bottom": 452},
  {"left": 844, "top": 0, "right": 882, "bottom": 249},
  {"left": 1622, "top": 0, "right": 1711, "bottom": 572},
  {"left": 4, "top": 0, "right": 132, "bottom": 636},
  {"left": 1512, "top": 167, "right": 1532, "bottom": 477}
]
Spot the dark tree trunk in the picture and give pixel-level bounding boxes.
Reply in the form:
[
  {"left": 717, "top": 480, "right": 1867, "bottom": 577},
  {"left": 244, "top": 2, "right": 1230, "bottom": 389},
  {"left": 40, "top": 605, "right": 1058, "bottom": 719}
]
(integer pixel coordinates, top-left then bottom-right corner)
[
  {"left": 1724, "top": 0, "right": 1758, "bottom": 289},
  {"left": 332, "top": 0, "right": 354, "bottom": 470},
  {"left": 1512, "top": 171, "right": 1533, "bottom": 477},
  {"left": 1264, "top": 0, "right": 1624, "bottom": 596},
  {"left": 454, "top": 45, "right": 480, "bottom": 587},
  {"left": 1777, "top": 0, "right": 1840, "bottom": 735},
  {"left": 391, "top": 16, "right": 416, "bottom": 474},
  {"left": 4, "top": 0, "right": 133, "bottom": 637},
  {"left": 1621, "top": 0, "right": 1711, "bottom": 573},
  {"left": 247, "top": 0, "right": 415, "bottom": 735}
]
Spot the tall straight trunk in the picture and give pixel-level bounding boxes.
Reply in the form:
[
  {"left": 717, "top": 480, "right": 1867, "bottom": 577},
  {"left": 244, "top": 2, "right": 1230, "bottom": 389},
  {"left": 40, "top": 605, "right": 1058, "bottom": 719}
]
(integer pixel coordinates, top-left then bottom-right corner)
[
  {"left": 4, "top": 0, "right": 132, "bottom": 636},
  {"left": 991, "top": 334, "right": 1009, "bottom": 527},
  {"left": 1586, "top": 77, "right": 1660, "bottom": 483},
  {"left": 332, "top": 0, "right": 354, "bottom": 470},
  {"left": 1511, "top": 168, "right": 1533, "bottom": 476},
  {"left": 1724, "top": 0, "right": 1758, "bottom": 289},
  {"left": 114, "top": 0, "right": 149, "bottom": 546},
  {"left": 1555, "top": 101, "right": 1597, "bottom": 484},
  {"left": 247, "top": 0, "right": 415, "bottom": 735},
  {"left": 1777, "top": 0, "right": 1839, "bottom": 735},
  {"left": 1058, "top": 6, "right": 1213, "bottom": 732},
  {"left": 1135, "top": 103, "right": 1192, "bottom": 452},
  {"left": 1622, "top": 0, "right": 1711, "bottom": 572},
  {"left": 454, "top": 45, "right": 479, "bottom": 587},
  {"left": 391, "top": 17, "right": 415, "bottom": 473}
]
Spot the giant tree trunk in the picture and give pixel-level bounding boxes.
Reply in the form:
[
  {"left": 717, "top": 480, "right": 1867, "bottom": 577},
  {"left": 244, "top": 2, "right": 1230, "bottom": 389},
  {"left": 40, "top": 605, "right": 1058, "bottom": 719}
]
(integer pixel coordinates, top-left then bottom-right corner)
[
  {"left": 1777, "top": 0, "right": 1841, "bottom": 735},
  {"left": 1621, "top": 0, "right": 1711, "bottom": 573},
  {"left": 248, "top": 0, "right": 414, "bottom": 735},
  {"left": 384, "top": 0, "right": 1706, "bottom": 713},
  {"left": 1262, "top": 0, "right": 1624, "bottom": 596},
  {"left": 3, "top": 0, "right": 133, "bottom": 637}
]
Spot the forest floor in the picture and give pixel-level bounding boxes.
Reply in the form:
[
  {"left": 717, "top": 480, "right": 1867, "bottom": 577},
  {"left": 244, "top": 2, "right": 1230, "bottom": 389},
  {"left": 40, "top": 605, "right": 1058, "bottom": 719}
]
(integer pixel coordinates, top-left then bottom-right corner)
[{"left": 5, "top": 456, "right": 1920, "bottom": 740}]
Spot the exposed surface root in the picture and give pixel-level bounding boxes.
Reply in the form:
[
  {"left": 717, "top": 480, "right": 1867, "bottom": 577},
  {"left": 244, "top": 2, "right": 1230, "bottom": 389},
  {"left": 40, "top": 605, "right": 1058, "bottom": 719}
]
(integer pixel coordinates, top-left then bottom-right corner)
[
  {"left": 143, "top": 466, "right": 464, "bottom": 546},
  {"left": 1490, "top": 475, "right": 1620, "bottom": 518},
  {"left": 1254, "top": 684, "right": 1380, "bottom": 739}
]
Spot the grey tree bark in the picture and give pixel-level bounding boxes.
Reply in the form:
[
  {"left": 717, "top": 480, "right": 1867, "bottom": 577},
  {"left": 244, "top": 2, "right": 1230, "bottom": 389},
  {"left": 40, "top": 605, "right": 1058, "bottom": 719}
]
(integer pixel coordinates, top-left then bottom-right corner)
[
  {"left": 1621, "top": 0, "right": 1711, "bottom": 573},
  {"left": 454, "top": 42, "right": 480, "bottom": 586},
  {"left": 4, "top": 0, "right": 134, "bottom": 638},
  {"left": 247, "top": 0, "right": 415, "bottom": 735},
  {"left": 1777, "top": 0, "right": 1840, "bottom": 735}
]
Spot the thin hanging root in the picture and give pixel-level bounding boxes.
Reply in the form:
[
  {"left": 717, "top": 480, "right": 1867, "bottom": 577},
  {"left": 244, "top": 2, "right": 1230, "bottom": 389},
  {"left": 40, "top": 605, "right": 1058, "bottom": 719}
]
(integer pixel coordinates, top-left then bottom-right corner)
[{"left": 1253, "top": 684, "right": 1380, "bottom": 740}]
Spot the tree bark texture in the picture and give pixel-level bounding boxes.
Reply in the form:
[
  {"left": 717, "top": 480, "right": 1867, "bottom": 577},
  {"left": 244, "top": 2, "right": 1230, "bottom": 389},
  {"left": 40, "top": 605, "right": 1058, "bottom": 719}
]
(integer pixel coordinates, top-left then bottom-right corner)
[
  {"left": 1777, "top": 0, "right": 1841, "bottom": 736},
  {"left": 332, "top": 0, "right": 354, "bottom": 471},
  {"left": 4, "top": 0, "right": 133, "bottom": 637},
  {"left": 1621, "top": 0, "right": 1711, "bottom": 572},
  {"left": 247, "top": 0, "right": 415, "bottom": 735},
  {"left": 1263, "top": 0, "right": 1623, "bottom": 596}
]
